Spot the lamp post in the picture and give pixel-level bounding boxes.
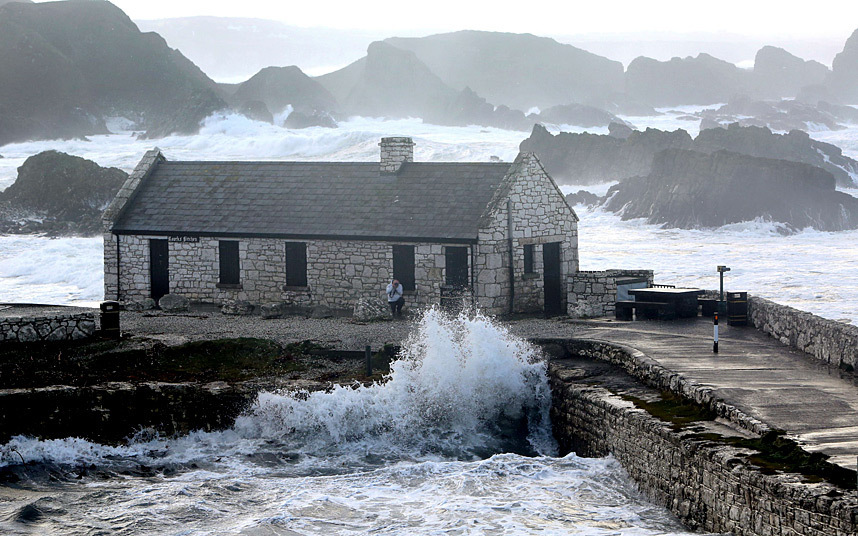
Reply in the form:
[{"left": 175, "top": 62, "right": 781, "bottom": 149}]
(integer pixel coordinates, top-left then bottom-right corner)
[{"left": 717, "top": 265, "right": 730, "bottom": 315}]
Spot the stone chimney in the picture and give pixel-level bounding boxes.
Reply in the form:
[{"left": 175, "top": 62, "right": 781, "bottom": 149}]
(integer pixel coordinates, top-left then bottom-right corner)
[{"left": 379, "top": 137, "right": 414, "bottom": 174}]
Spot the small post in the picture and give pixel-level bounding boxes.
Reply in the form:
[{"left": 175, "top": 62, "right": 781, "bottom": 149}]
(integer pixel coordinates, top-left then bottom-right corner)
[
  {"left": 717, "top": 265, "right": 731, "bottom": 315},
  {"left": 365, "top": 345, "right": 373, "bottom": 376},
  {"left": 713, "top": 313, "right": 719, "bottom": 353}
]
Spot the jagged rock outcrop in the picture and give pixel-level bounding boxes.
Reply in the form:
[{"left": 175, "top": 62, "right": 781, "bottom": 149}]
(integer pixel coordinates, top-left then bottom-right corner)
[
  {"left": 0, "top": 151, "right": 127, "bottom": 235},
  {"left": 522, "top": 122, "right": 858, "bottom": 187},
  {"left": 694, "top": 123, "right": 858, "bottom": 187},
  {"left": 625, "top": 53, "right": 750, "bottom": 107},
  {"left": 564, "top": 190, "right": 601, "bottom": 207},
  {"left": 384, "top": 31, "right": 625, "bottom": 110},
  {"left": 519, "top": 123, "right": 693, "bottom": 185},
  {"left": 229, "top": 65, "right": 338, "bottom": 119},
  {"left": 536, "top": 104, "right": 628, "bottom": 129},
  {"left": 828, "top": 28, "right": 858, "bottom": 104},
  {"left": 603, "top": 149, "right": 858, "bottom": 231},
  {"left": 752, "top": 46, "right": 829, "bottom": 99},
  {"left": 0, "top": 1, "right": 225, "bottom": 145},
  {"left": 699, "top": 97, "right": 858, "bottom": 133}
]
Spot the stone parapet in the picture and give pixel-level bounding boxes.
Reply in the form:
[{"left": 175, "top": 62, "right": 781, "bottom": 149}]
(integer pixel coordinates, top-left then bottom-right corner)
[
  {"left": 568, "top": 269, "right": 654, "bottom": 318},
  {"left": 550, "top": 356, "right": 858, "bottom": 536},
  {"left": 749, "top": 296, "right": 858, "bottom": 371},
  {"left": 0, "top": 308, "right": 96, "bottom": 343}
]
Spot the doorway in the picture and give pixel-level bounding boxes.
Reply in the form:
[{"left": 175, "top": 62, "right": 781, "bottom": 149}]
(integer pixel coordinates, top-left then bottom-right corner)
[
  {"left": 149, "top": 239, "right": 169, "bottom": 303},
  {"left": 542, "top": 242, "right": 562, "bottom": 316}
]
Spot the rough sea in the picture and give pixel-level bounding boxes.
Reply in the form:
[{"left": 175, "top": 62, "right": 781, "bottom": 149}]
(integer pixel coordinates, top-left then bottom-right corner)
[{"left": 0, "top": 107, "right": 854, "bottom": 534}]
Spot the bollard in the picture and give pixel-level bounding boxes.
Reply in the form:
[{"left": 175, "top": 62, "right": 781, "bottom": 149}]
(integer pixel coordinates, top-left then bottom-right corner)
[
  {"left": 365, "top": 345, "right": 373, "bottom": 376},
  {"left": 713, "top": 312, "right": 719, "bottom": 353}
]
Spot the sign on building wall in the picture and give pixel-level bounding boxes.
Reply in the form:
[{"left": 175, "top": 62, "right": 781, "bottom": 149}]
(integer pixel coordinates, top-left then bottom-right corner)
[{"left": 169, "top": 236, "right": 200, "bottom": 243}]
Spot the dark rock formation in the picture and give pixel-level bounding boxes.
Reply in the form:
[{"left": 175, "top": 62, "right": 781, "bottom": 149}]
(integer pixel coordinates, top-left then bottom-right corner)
[
  {"left": 519, "top": 123, "right": 693, "bottom": 185},
  {"left": 603, "top": 149, "right": 858, "bottom": 231},
  {"left": 752, "top": 46, "right": 829, "bottom": 99},
  {"left": 565, "top": 190, "right": 601, "bottom": 207},
  {"left": 283, "top": 110, "right": 338, "bottom": 129},
  {"left": 536, "top": 104, "right": 628, "bottom": 129},
  {"left": 608, "top": 122, "right": 634, "bottom": 139},
  {"left": 0, "top": 151, "right": 127, "bottom": 235},
  {"left": 694, "top": 123, "right": 858, "bottom": 187},
  {"left": 384, "top": 30, "right": 625, "bottom": 111},
  {"left": 0, "top": 1, "right": 225, "bottom": 145},
  {"left": 625, "top": 53, "right": 750, "bottom": 107},
  {"left": 522, "top": 122, "right": 858, "bottom": 187},
  {"left": 230, "top": 65, "right": 338, "bottom": 117},
  {"left": 828, "top": 28, "right": 858, "bottom": 104},
  {"left": 235, "top": 100, "right": 274, "bottom": 124}
]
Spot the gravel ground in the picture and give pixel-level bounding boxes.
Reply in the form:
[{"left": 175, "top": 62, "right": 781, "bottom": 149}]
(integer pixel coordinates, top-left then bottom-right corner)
[{"left": 118, "top": 309, "right": 582, "bottom": 351}]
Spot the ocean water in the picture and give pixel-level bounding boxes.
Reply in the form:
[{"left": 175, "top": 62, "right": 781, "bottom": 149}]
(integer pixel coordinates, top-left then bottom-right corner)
[{"left": 0, "top": 310, "right": 705, "bottom": 535}]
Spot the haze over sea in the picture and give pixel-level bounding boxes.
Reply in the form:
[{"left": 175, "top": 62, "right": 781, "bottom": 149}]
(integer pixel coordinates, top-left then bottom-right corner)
[{"left": 1, "top": 106, "right": 856, "bottom": 324}]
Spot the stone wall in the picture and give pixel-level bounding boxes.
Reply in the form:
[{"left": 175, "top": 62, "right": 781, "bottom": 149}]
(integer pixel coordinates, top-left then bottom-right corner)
[
  {"left": 475, "top": 153, "right": 579, "bottom": 314},
  {"left": 749, "top": 296, "right": 858, "bottom": 371},
  {"left": 0, "top": 307, "right": 96, "bottom": 343},
  {"left": 550, "top": 353, "right": 858, "bottom": 536},
  {"left": 111, "top": 234, "right": 472, "bottom": 311},
  {"left": 567, "top": 269, "right": 654, "bottom": 318}
]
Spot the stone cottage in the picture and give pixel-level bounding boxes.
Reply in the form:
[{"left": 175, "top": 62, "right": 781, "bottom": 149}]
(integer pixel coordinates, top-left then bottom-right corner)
[{"left": 102, "top": 137, "right": 579, "bottom": 315}]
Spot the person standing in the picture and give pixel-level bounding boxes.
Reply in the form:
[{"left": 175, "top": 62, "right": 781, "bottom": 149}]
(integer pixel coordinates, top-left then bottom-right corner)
[{"left": 386, "top": 279, "right": 405, "bottom": 317}]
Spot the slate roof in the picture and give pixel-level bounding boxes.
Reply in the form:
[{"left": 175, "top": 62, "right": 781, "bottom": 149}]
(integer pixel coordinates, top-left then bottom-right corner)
[{"left": 112, "top": 160, "right": 513, "bottom": 242}]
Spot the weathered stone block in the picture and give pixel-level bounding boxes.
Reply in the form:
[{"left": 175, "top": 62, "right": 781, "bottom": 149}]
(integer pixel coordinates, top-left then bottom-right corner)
[{"left": 159, "top": 294, "right": 190, "bottom": 312}]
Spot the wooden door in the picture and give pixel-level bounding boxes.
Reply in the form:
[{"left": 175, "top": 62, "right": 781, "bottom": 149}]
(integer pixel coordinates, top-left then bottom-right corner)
[
  {"left": 542, "top": 242, "right": 562, "bottom": 316},
  {"left": 149, "top": 239, "right": 169, "bottom": 303}
]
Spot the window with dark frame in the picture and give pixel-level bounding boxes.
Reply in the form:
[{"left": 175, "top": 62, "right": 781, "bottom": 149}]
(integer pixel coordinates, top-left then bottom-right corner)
[
  {"left": 392, "top": 245, "right": 416, "bottom": 291},
  {"left": 445, "top": 246, "right": 469, "bottom": 287},
  {"left": 285, "top": 242, "right": 308, "bottom": 287},
  {"left": 523, "top": 244, "right": 535, "bottom": 274},
  {"left": 218, "top": 240, "right": 240, "bottom": 285}
]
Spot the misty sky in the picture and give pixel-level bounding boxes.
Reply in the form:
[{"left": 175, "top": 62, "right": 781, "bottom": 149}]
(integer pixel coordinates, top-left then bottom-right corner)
[{"left": 102, "top": 0, "right": 856, "bottom": 39}]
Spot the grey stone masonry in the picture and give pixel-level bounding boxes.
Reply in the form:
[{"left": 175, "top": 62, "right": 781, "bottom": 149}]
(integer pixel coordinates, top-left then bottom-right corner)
[
  {"left": 0, "top": 306, "right": 96, "bottom": 343},
  {"left": 103, "top": 141, "right": 579, "bottom": 315},
  {"left": 549, "top": 348, "right": 858, "bottom": 536},
  {"left": 568, "top": 269, "right": 654, "bottom": 318},
  {"left": 749, "top": 296, "right": 858, "bottom": 371},
  {"left": 475, "top": 152, "right": 579, "bottom": 314},
  {"left": 103, "top": 148, "right": 164, "bottom": 300},
  {"left": 112, "top": 234, "right": 473, "bottom": 311},
  {"left": 379, "top": 137, "right": 414, "bottom": 174}
]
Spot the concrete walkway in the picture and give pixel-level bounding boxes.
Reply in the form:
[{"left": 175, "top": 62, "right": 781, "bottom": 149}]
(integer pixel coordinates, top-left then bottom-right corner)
[{"left": 567, "top": 317, "right": 858, "bottom": 471}]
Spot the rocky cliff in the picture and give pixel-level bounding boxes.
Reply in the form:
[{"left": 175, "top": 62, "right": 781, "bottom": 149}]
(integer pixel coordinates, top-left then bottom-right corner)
[
  {"left": 625, "top": 53, "right": 749, "bottom": 107},
  {"left": 228, "top": 65, "right": 338, "bottom": 118},
  {"left": 383, "top": 30, "right": 625, "bottom": 111},
  {"left": 752, "top": 46, "right": 829, "bottom": 99},
  {"left": 0, "top": 0, "right": 225, "bottom": 145},
  {"left": 317, "top": 41, "right": 532, "bottom": 130},
  {"left": 519, "top": 124, "right": 693, "bottom": 185},
  {"left": 0, "top": 151, "right": 127, "bottom": 235},
  {"left": 603, "top": 149, "right": 858, "bottom": 232},
  {"left": 828, "top": 28, "right": 858, "bottom": 104},
  {"left": 522, "top": 122, "right": 858, "bottom": 187}
]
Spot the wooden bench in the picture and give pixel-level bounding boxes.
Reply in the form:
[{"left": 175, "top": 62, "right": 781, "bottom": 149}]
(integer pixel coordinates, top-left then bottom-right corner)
[{"left": 615, "top": 300, "right": 676, "bottom": 321}]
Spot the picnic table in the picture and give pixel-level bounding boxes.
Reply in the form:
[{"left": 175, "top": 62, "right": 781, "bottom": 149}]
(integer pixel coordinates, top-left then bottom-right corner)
[{"left": 628, "top": 287, "right": 704, "bottom": 318}]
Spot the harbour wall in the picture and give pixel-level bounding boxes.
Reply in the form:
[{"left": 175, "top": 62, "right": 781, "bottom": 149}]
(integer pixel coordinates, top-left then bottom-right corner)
[
  {"left": 0, "top": 306, "right": 96, "bottom": 343},
  {"left": 748, "top": 296, "right": 858, "bottom": 371},
  {"left": 546, "top": 339, "right": 858, "bottom": 536}
]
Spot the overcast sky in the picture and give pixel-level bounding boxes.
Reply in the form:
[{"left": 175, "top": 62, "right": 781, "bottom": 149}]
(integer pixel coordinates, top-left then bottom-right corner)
[{"left": 105, "top": 0, "right": 856, "bottom": 40}]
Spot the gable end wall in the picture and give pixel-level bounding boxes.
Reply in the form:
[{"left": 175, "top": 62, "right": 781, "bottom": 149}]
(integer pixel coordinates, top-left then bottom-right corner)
[{"left": 475, "top": 153, "right": 579, "bottom": 315}]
